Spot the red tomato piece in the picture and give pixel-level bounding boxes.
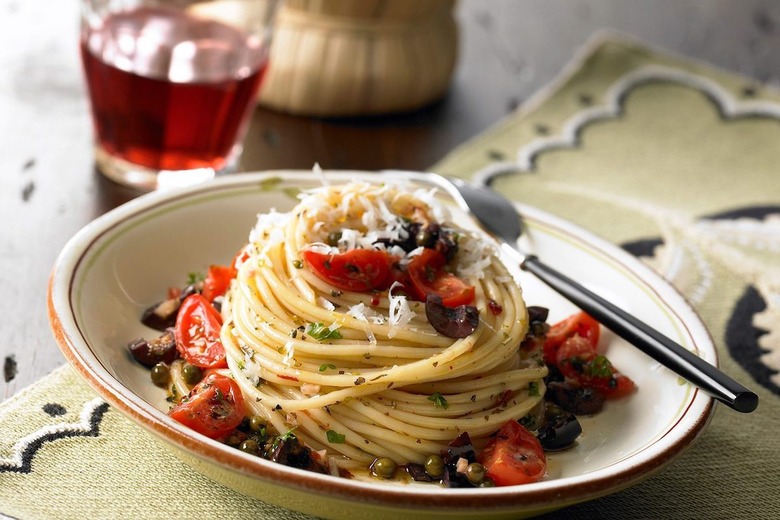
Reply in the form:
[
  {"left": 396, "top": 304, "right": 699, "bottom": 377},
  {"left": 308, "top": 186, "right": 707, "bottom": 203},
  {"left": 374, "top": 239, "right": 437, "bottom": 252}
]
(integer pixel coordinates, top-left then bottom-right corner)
[
  {"left": 175, "top": 294, "right": 227, "bottom": 369},
  {"left": 301, "top": 248, "right": 394, "bottom": 292},
  {"left": 555, "top": 334, "right": 597, "bottom": 370},
  {"left": 201, "top": 264, "right": 237, "bottom": 302},
  {"left": 591, "top": 372, "right": 636, "bottom": 399},
  {"left": 407, "top": 249, "right": 475, "bottom": 307},
  {"left": 169, "top": 373, "right": 245, "bottom": 440},
  {"left": 543, "top": 311, "right": 600, "bottom": 365},
  {"left": 479, "top": 420, "right": 547, "bottom": 486},
  {"left": 555, "top": 329, "right": 635, "bottom": 400}
]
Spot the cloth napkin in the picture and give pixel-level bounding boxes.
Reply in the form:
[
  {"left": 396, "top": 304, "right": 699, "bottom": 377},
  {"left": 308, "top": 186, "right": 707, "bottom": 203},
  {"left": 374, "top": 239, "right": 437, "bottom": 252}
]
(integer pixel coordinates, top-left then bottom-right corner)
[{"left": 2, "top": 34, "right": 779, "bottom": 519}]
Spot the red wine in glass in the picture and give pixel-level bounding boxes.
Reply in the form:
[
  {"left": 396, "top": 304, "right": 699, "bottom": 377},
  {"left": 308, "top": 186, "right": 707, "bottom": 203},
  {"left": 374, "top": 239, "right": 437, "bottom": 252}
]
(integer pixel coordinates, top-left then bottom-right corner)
[{"left": 81, "top": 6, "right": 268, "bottom": 175}]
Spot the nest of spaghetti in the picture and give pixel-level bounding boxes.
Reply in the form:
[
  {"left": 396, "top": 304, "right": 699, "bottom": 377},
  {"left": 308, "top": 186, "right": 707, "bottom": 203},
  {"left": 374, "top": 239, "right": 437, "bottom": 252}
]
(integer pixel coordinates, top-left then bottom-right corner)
[{"left": 220, "top": 180, "right": 548, "bottom": 481}]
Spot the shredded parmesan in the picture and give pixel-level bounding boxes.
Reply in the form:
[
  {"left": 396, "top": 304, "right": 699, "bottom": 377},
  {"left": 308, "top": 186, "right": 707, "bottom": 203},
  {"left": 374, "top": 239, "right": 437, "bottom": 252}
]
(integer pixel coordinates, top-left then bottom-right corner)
[
  {"left": 300, "top": 383, "right": 321, "bottom": 396},
  {"left": 345, "top": 302, "right": 379, "bottom": 344},
  {"left": 317, "top": 297, "right": 336, "bottom": 311},
  {"left": 388, "top": 282, "right": 416, "bottom": 338},
  {"left": 282, "top": 341, "right": 295, "bottom": 366}
]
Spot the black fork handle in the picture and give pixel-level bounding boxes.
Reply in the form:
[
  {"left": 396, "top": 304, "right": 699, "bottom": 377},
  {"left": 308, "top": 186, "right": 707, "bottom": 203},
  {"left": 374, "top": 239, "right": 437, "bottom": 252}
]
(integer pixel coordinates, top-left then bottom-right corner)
[{"left": 521, "top": 255, "right": 758, "bottom": 413}]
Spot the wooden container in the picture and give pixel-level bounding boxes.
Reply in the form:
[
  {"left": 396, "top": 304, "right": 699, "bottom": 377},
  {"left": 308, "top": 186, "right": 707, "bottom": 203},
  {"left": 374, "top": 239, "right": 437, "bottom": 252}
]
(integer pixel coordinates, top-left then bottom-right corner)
[{"left": 258, "top": 0, "right": 458, "bottom": 116}]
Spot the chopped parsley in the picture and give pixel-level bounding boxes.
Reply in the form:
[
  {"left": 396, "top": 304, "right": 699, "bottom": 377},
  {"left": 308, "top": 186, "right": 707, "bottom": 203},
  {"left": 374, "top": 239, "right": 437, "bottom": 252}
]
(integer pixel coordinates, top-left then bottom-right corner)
[
  {"left": 306, "top": 322, "right": 343, "bottom": 341},
  {"left": 186, "top": 272, "right": 205, "bottom": 285},
  {"left": 279, "top": 428, "right": 297, "bottom": 442},
  {"left": 519, "top": 414, "right": 535, "bottom": 429},
  {"left": 587, "top": 355, "right": 613, "bottom": 378},
  {"left": 528, "top": 381, "right": 540, "bottom": 397},
  {"left": 319, "top": 363, "right": 337, "bottom": 372},
  {"left": 270, "top": 428, "right": 297, "bottom": 450},
  {"left": 428, "top": 392, "right": 449, "bottom": 410},
  {"left": 326, "top": 429, "right": 346, "bottom": 444}
]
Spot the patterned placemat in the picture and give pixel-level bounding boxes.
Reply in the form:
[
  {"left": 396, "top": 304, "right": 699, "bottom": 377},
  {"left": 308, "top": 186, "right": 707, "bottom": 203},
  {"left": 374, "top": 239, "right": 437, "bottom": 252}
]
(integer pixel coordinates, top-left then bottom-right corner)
[{"left": 2, "top": 33, "right": 779, "bottom": 519}]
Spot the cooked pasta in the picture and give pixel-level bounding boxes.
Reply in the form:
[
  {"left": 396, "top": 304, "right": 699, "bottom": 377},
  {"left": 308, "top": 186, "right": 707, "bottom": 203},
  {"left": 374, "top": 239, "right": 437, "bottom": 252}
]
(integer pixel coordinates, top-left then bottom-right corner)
[{"left": 219, "top": 180, "right": 546, "bottom": 466}]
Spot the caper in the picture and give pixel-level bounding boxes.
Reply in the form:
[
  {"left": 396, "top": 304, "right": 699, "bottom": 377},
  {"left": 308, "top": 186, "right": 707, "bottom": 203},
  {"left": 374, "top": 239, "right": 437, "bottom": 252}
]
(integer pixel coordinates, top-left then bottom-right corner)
[
  {"left": 150, "top": 362, "right": 170, "bottom": 387},
  {"left": 424, "top": 454, "right": 444, "bottom": 478},
  {"left": 465, "top": 462, "right": 486, "bottom": 485},
  {"left": 478, "top": 477, "right": 495, "bottom": 488},
  {"left": 327, "top": 231, "right": 342, "bottom": 246},
  {"left": 182, "top": 363, "right": 203, "bottom": 385},
  {"left": 249, "top": 415, "right": 266, "bottom": 432},
  {"left": 415, "top": 226, "right": 437, "bottom": 248},
  {"left": 240, "top": 439, "right": 259, "bottom": 454},
  {"left": 370, "top": 457, "right": 397, "bottom": 479}
]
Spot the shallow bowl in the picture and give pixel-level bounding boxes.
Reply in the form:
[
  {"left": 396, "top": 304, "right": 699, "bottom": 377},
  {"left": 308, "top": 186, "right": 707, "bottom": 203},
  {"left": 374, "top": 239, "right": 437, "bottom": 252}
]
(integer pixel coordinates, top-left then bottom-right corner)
[{"left": 48, "top": 171, "right": 715, "bottom": 519}]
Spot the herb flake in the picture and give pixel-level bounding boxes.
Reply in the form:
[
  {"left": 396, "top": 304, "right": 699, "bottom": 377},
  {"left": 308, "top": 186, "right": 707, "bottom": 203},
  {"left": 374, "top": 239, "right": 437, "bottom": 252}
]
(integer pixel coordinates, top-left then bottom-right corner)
[
  {"left": 326, "top": 429, "right": 346, "bottom": 444},
  {"left": 306, "top": 322, "right": 343, "bottom": 341},
  {"left": 428, "top": 392, "right": 449, "bottom": 410},
  {"left": 587, "top": 355, "right": 613, "bottom": 378},
  {"left": 187, "top": 272, "right": 205, "bottom": 285}
]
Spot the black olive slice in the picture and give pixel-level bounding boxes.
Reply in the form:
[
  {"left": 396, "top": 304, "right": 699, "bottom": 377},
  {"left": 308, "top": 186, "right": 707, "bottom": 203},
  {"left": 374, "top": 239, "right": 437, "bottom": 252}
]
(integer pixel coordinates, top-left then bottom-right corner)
[
  {"left": 127, "top": 328, "right": 178, "bottom": 367},
  {"left": 425, "top": 294, "right": 479, "bottom": 338},
  {"left": 546, "top": 380, "right": 606, "bottom": 415},
  {"left": 140, "top": 298, "right": 180, "bottom": 331},
  {"left": 537, "top": 412, "right": 582, "bottom": 451},
  {"left": 527, "top": 306, "right": 549, "bottom": 323}
]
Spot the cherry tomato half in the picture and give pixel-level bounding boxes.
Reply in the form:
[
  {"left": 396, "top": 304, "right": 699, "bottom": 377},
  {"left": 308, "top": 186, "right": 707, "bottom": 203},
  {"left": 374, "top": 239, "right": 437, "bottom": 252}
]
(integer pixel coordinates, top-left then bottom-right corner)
[
  {"left": 407, "top": 249, "right": 475, "bottom": 307},
  {"left": 169, "top": 373, "right": 245, "bottom": 440},
  {"left": 543, "top": 311, "right": 600, "bottom": 365},
  {"left": 201, "top": 264, "right": 236, "bottom": 302},
  {"left": 555, "top": 334, "right": 597, "bottom": 377},
  {"left": 301, "top": 248, "right": 394, "bottom": 292},
  {"left": 174, "top": 294, "right": 227, "bottom": 369},
  {"left": 551, "top": 314, "right": 636, "bottom": 400},
  {"left": 479, "top": 420, "right": 547, "bottom": 486}
]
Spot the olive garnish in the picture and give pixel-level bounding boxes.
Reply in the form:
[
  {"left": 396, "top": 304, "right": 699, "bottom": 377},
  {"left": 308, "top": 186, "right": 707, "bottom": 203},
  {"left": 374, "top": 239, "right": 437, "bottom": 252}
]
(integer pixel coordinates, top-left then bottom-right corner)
[{"left": 425, "top": 294, "right": 479, "bottom": 338}]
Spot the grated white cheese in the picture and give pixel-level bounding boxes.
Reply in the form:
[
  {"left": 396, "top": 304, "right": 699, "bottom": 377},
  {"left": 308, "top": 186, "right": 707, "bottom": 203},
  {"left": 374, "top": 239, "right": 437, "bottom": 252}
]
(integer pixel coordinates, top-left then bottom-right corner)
[
  {"left": 300, "top": 383, "right": 321, "bottom": 396},
  {"left": 388, "top": 244, "right": 407, "bottom": 258},
  {"left": 455, "top": 233, "right": 494, "bottom": 279},
  {"left": 317, "top": 297, "right": 336, "bottom": 311},
  {"left": 345, "top": 303, "right": 380, "bottom": 344},
  {"left": 388, "top": 282, "right": 416, "bottom": 339},
  {"left": 282, "top": 341, "right": 295, "bottom": 367},
  {"left": 307, "top": 242, "right": 338, "bottom": 255},
  {"left": 412, "top": 187, "right": 451, "bottom": 224},
  {"left": 240, "top": 346, "right": 263, "bottom": 387},
  {"left": 250, "top": 209, "right": 291, "bottom": 244},
  {"left": 338, "top": 228, "right": 361, "bottom": 251},
  {"left": 399, "top": 246, "right": 425, "bottom": 267}
]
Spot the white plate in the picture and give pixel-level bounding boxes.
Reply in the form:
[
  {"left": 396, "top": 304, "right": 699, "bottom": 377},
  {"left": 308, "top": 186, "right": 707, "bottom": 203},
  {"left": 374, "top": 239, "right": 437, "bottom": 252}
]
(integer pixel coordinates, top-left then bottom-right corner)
[{"left": 48, "top": 171, "right": 714, "bottom": 519}]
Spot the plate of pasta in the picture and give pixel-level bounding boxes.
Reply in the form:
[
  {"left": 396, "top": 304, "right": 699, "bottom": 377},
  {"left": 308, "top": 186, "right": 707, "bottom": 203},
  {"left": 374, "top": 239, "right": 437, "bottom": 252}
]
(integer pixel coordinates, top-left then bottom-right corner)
[{"left": 48, "top": 170, "right": 715, "bottom": 519}]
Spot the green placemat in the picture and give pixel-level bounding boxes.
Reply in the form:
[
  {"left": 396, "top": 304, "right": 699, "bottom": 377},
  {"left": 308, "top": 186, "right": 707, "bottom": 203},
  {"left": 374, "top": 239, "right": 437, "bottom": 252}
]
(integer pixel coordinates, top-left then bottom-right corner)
[{"left": 2, "top": 34, "right": 779, "bottom": 519}]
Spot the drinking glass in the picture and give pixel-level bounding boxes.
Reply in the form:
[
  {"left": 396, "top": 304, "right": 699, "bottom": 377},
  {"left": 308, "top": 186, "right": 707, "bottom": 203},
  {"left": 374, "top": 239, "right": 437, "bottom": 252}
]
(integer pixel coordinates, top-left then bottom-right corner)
[{"left": 80, "top": 0, "right": 279, "bottom": 190}]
